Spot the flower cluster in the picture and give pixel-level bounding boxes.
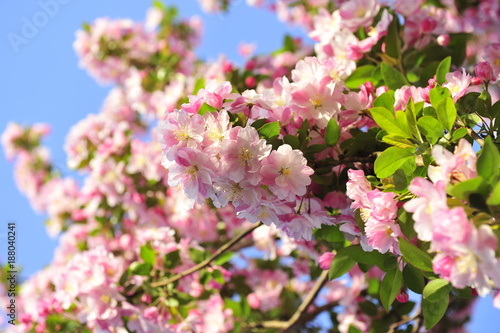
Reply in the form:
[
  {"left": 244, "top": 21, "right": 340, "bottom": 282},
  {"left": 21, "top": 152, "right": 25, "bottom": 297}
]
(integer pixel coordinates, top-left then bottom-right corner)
[{"left": 4, "top": 0, "right": 500, "bottom": 332}]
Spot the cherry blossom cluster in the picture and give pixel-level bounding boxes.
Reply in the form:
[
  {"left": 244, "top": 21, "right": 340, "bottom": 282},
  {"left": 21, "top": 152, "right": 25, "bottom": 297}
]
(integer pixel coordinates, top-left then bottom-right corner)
[
  {"left": 404, "top": 139, "right": 500, "bottom": 297},
  {"left": 4, "top": 0, "right": 500, "bottom": 331}
]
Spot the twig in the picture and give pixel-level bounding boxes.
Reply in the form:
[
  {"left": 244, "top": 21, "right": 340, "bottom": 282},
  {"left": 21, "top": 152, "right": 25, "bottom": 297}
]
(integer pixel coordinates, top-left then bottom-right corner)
[
  {"left": 151, "top": 222, "right": 263, "bottom": 288},
  {"left": 466, "top": 127, "right": 484, "bottom": 147},
  {"left": 247, "top": 269, "right": 330, "bottom": 332},
  {"left": 388, "top": 306, "right": 422, "bottom": 333}
]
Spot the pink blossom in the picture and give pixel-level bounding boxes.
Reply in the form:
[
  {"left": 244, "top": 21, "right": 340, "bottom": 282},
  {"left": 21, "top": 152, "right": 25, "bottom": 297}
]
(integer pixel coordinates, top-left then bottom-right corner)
[
  {"left": 220, "top": 126, "right": 271, "bottom": 185},
  {"left": 260, "top": 144, "right": 314, "bottom": 201},
  {"left": 433, "top": 225, "right": 500, "bottom": 297},
  {"left": 157, "top": 110, "right": 205, "bottom": 161},
  {"left": 346, "top": 169, "right": 372, "bottom": 210},
  {"left": 483, "top": 43, "right": 500, "bottom": 81},
  {"left": 394, "top": 85, "right": 425, "bottom": 111},
  {"left": 404, "top": 177, "right": 448, "bottom": 242},
  {"left": 165, "top": 147, "right": 216, "bottom": 205},
  {"left": 339, "top": 0, "right": 380, "bottom": 32},
  {"left": 428, "top": 139, "right": 477, "bottom": 185},
  {"left": 443, "top": 68, "right": 472, "bottom": 101},
  {"left": 246, "top": 269, "right": 289, "bottom": 312}
]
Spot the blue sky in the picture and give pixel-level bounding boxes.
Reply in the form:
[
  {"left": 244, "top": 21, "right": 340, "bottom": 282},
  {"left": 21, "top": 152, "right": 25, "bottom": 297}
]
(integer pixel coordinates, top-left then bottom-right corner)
[{"left": 0, "top": 0, "right": 497, "bottom": 330}]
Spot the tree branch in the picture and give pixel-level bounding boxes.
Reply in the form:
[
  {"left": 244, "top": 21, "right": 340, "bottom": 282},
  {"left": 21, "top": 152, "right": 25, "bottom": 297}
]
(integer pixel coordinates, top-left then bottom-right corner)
[
  {"left": 151, "top": 222, "right": 263, "bottom": 288},
  {"left": 388, "top": 306, "right": 422, "bottom": 333},
  {"left": 247, "top": 269, "right": 330, "bottom": 332}
]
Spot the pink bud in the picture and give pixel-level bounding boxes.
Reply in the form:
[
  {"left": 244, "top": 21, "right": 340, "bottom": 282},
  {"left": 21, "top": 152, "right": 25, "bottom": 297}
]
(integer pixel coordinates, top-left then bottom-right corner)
[
  {"left": 245, "top": 76, "right": 256, "bottom": 88},
  {"left": 396, "top": 290, "right": 409, "bottom": 303},
  {"left": 475, "top": 61, "right": 494, "bottom": 82},
  {"left": 143, "top": 306, "right": 159, "bottom": 320},
  {"left": 364, "top": 81, "right": 375, "bottom": 94},
  {"left": 247, "top": 293, "right": 261, "bottom": 309},
  {"left": 471, "top": 77, "right": 482, "bottom": 85},
  {"left": 222, "top": 61, "right": 233, "bottom": 73},
  {"left": 318, "top": 252, "right": 335, "bottom": 270},
  {"left": 428, "top": 77, "right": 437, "bottom": 87},
  {"left": 141, "top": 293, "right": 152, "bottom": 303},
  {"left": 245, "top": 59, "right": 256, "bottom": 71},
  {"left": 437, "top": 34, "right": 450, "bottom": 46},
  {"left": 421, "top": 17, "right": 437, "bottom": 33}
]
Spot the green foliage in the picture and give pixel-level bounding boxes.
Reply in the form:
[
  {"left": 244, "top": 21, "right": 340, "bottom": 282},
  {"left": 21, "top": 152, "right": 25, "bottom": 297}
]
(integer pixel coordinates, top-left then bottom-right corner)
[
  {"left": 398, "top": 238, "right": 433, "bottom": 272},
  {"left": 380, "top": 267, "right": 403, "bottom": 311}
]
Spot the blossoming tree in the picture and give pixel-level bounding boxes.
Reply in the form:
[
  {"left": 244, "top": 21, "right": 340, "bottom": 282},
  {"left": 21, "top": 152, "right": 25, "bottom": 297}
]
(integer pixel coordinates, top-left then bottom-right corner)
[{"left": 3, "top": 0, "right": 500, "bottom": 332}]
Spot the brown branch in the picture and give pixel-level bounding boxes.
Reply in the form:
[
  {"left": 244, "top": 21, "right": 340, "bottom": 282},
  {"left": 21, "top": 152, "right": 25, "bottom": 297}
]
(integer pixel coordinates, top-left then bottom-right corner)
[
  {"left": 466, "top": 127, "right": 484, "bottom": 147},
  {"left": 247, "top": 269, "right": 330, "bottom": 332},
  {"left": 388, "top": 306, "right": 422, "bottom": 333},
  {"left": 151, "top": 222, "right": 263, "bottom": 288}
]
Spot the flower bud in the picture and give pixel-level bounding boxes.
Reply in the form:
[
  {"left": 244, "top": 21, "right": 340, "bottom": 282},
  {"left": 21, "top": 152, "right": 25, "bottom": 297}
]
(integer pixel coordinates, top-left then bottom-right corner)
[
  {"left": 396, "top": 290, "right": 409, "bottom": 303},
  {"left": 474, "top": 61, "right": 494, "bottom": 82},
  {"left": 245, "top": 76, "right": 256, "bottom": 88},
  {"left": 437, "top": 34, "right": 450, "bottom": 46},
  {"left": 318, "top": 252, "right": 334, "bottom": 270}
]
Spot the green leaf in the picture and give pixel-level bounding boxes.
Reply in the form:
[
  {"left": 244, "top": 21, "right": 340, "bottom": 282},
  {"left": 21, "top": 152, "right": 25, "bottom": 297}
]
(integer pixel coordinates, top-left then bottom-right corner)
[
  {"left": 371, "top": 107, "right": 410, "bottom": 138},
  {"left": 436, "top": 97, "right": 457, "bottom": 132},
  {"left": 423, "top": 279, "right": 451, "bottom": 302},
  {"left": 373, "top": 92, "right": 395, "bottom": 112},
  {"left": 344, "top": 65, "right": 378, "bottom": 89},
  {"left": 189, "top": 248, "right": 208, "bottom": 264},
  {"left": 214, "top": 251, "right": 233, "bottom": 266},
  {"left": 198, "top": 102, "right": 217, "bottom": 115},
  {"left": 385, "top": 15, "right": 401, "bottom": 59},
  {"left": 403, "top": 264, "right": 425, "bottom": 294},
  {"left": 164, "top": 250, "right": 181, "bottom": 269},
  {"left": 283, "top": 134, "right": 300, "bottom": 149},
  {"left": 325, "top": 118, "right": 341, "bottom": 146},
  {"left": 212, "top": 269, "right": 225, "bottom": 284},
  {"left": 477, "top": 136, "right": 500, "bottom": 180},
  {"left": 451, "top": 127, "right": 468, "bottom": 142},
  {"left": 257, "top": 121, "right": 280, "bottom": 139},
  {"left": 429, "top": 86, "right": 452, "bottom": 107},
  {"left": 423, "top": 294, "right": 449, "bottom": 329},
  {"left": 306, "top": 144, "right": 329, "bottom": 154},
  {"left": 398, "top": 238, "right": 433, "bottom": 272},
  {"left": 342, "top": 245, "right": 389, "bottom": 268},
  {"left": 487, "top": 181, "right": 500, "bottom": 206},
  {"left": 381, "top": 62, "right": 409, "bottom": 90},
  {"left": 374, "top": 147, "right": 416, "bottom": 179},
  {"left": 193, "top": 78, "right": 206, "bottom": 94},
  {"left": 315, "top": 225, "right": 345, "bottom": 242},
  {"left": 129, "top": 262, "right": 152, "bottom": 276},
  {"left": 406, "top": 99, "right": 422, "bottom": 142},
  {"left": 153, "top": 1, "right": 165, "bottom": 10},
  {"left": 474, "top": 89, "right": 491, "bottom": 117},
  {"left": 329, "top": 249, "right": 356, "bottom": 280},
  {"left": 450, "top": 177, "right": 489, "bottom": 201},
  {"left": 395, "top": 111, "right": 412, "bottom": 137},
  {"left": 435, "top": 56, "right": 451, "bottom": 85},
  {"left": 417, "top": 116, "right": 444, "bottom": 144},
  {"left": 140, "top": 245, "right": 156, "bottom": 266},
  {"left": 382, "top": 135, "right": 416, "bottom": 148},
  {"left": 283, "top": 34, "right": 296, "bottom": 52},
  {"left": 380, "top": 268, "right": 403, "bottom": 311}
]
